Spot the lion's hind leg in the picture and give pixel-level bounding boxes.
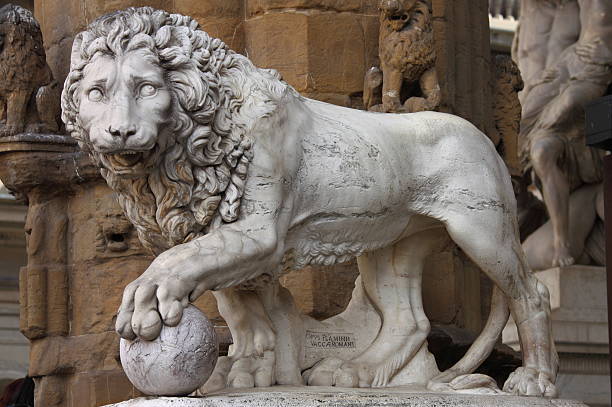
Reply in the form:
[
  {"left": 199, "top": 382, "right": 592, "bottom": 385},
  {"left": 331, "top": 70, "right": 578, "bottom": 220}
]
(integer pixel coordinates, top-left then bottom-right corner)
[
  {"left": 306, "top": 227, "right": 448, "bottom": 388},
  {"left": 441, "top": 206, "right": 558, "bottom": 397}
]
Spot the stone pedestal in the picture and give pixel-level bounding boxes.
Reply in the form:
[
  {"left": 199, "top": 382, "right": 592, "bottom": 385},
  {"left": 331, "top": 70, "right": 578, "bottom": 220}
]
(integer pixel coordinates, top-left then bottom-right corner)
[
  {"left": 503, "top": 266, "right": 610, "bottom": 406},
  {"left": 102, "top": 387, "right": 588, "bottom": 407}
]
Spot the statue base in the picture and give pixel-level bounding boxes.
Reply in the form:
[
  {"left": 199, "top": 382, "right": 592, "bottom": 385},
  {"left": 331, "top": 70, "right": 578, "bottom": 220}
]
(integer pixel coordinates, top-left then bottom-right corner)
[{"left": 103, "top": 387, "right": 588, "bottom": 407}]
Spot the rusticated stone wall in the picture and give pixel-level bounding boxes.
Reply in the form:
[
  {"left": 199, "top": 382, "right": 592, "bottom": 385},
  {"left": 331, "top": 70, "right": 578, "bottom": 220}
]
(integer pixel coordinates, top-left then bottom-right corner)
[
  {"left": 5, "top": 1, "right": 499, "bottom": 406},
  {"left": 35, "top": 0, "right": 494, "bottom": 129}
]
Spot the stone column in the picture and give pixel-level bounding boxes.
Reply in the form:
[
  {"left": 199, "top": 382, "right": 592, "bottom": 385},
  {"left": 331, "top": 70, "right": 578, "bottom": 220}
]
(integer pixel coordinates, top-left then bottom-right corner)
[{"left": 0, "top": 134, "right": 153, "bottom": 406}]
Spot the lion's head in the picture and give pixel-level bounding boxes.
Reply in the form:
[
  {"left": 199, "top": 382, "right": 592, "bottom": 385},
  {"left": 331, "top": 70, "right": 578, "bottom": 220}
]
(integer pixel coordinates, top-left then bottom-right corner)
[
  {"left": 379, "top": 0, "right": 432, "bottom": 32},
  {"left": 62, "top": 7, "right": 287, "bottom": 254}
]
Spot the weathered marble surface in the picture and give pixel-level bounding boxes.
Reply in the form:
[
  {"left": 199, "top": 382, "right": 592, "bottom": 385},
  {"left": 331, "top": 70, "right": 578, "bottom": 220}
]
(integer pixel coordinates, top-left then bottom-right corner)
[
  {"left": 120, "top": 306, "right": 218, "bottom": 396},
  {"left": 103, "top": 387, "right": 588, "bottom": 407}
]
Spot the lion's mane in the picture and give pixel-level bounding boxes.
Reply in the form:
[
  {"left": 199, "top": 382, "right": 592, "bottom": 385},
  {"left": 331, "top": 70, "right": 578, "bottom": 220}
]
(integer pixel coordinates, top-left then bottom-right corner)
[
  {"left": 61, "top": 7, "right": 288, "bottom": 254},
  {"left": 379, "top": 0, "right": 435, "bottom": 81}
]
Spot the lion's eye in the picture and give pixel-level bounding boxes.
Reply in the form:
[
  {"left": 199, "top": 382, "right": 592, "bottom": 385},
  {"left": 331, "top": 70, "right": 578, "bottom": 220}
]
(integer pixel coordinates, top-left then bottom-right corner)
[
  {"left": 88, "top": 88, "right": 104, "bottom": 102},
  {"left": 139, "top": 84, "right": 157, "bottom": 98}
]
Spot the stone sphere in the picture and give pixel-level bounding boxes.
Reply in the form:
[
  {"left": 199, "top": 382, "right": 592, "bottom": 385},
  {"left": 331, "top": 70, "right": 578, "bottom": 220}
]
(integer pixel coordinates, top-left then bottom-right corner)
[{"left": 120, "top": 305, "right": 218, "bottom": 396}]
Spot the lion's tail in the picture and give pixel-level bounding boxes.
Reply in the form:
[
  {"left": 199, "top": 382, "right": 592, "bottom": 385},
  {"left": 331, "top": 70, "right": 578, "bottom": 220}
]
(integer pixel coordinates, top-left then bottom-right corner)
[{"left": 428, "top": 285, "right": 510, "bottom": 388}]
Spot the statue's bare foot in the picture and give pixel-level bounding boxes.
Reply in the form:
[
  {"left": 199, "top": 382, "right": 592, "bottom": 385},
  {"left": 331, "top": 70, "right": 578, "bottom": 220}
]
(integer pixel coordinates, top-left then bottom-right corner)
[
  {"left": 552, "top": 244, "right": 574, "bottom": 268},
  {"left": 503, "top": 367, "right": 557, "bottom": 397}
]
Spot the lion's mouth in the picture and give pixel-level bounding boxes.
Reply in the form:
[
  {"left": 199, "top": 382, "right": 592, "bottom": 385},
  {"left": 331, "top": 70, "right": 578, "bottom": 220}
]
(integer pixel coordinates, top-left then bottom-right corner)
[
  {"left": 107, "top": 151, "right": 145, "bottom": 167},
  {"left": 99, "top": 146, "right": 158, "bottom": 176},
  {"left": 388, "top": 13, "right": 408, "bottom": 21}
]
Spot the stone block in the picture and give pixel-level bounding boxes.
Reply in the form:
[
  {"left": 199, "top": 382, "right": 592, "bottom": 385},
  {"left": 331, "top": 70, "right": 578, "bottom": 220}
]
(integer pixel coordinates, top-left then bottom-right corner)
[
  {"left": 244, "top": 13, "right": 309, "bottom": 91},
  {"left": 538, "top": 265, "right": 607, "bottom": 311},
  {"left": 422, "top": 250, "right": 483, "bottom": 334},
  {"left": 34, "top": 375, "right": 67, "bottom": 407},
  {"left": 281, "top": 261, "right": 359, "bottom": 319},
  {"left": 502, "top": 266, "right": 610, "bottom": 404},
  {"left": 245, "top": 12, "right": 378, "bottom": 96},
  {"left": 247, "top": 0, "right": 364, "bottom": 16},
  {"left": 69, "top": 370, "right": 139, "bottom": 406},
  {"left": 69, "top": 257, "right": 150, "bottom": 335},
  {"left": 29, "top": 332, "right": 120, "bottom": 376},
  {"left": 193, "top": 291, "right": 222, "bottom": 321},
  {"left": 174, "top": 0, "right": 244, "bottom": 51},
  {"left": 81, "top": 0, "right": 169, "bottom": 23},
  {"left": 198, "top": 18, "right": 245, "bottom": 53},
  {"left": 34, "top": 0, "right": 83, "bottom": 84},
  {"left": 174, "top": 0, "right": 242, "bottom": 16},
  {"left": 503, "top": 265, "right": 609, "bottom": 353},
  {"left": 306, "top": 13, "right": 378, "bottom": 95}
]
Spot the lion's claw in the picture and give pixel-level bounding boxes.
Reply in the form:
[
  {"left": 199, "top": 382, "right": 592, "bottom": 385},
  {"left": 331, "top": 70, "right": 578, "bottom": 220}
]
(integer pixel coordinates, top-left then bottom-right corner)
[{"left": 116, "top": 272, "right": 194, "bottom": 340}]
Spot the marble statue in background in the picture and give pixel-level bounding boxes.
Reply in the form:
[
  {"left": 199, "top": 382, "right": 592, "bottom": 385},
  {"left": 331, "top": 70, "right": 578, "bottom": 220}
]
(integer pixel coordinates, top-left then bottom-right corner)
[
  {"left": 62, "top": 7, "right": 557, "bottom": 397},
  {"left": 0, "top": 4, "right": 60, "bottom": 137},
  {"left": 515, "top": 0, "right": 611, "bottom": 269},
  {"left": 363, "top": 0, "right": 440, "bottom": 113}
]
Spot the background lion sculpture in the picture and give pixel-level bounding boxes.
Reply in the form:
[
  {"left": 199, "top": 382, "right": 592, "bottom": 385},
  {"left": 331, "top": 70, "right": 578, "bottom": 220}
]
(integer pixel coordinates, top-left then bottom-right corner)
[
  {"left": 62, "top": 7, "right": 557, "bottom": 397},
  {"left": 0, "top": 3, "right": 60, "bottom": 137},
  {"left": 364, "top": 0, "right": 441, "bottom": 113}
]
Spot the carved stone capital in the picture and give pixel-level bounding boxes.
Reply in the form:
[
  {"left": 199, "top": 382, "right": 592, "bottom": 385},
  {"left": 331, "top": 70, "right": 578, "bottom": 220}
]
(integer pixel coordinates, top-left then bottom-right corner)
[{"left": 0, "top": 133, "right": 100, "bottom": 200}]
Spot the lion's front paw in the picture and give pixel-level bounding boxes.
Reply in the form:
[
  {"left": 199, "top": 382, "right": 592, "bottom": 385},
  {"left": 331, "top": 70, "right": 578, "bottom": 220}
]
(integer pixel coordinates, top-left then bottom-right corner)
[
  {"left": 503, "top": 367, "right": 557, "bottom": 397},
  {"left": 115, "top": 273, "right": 194, "bottom": 340}
]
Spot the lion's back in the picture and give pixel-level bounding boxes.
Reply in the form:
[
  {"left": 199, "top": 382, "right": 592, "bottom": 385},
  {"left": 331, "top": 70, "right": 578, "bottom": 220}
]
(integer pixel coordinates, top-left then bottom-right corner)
[{"left": 299, "top": 99, "right": 506, "bottom": 208}]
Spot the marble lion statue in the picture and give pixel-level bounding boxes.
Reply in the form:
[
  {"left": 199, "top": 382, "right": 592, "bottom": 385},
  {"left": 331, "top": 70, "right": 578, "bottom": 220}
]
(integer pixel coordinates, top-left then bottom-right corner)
[{"left": 61, "top": 7, "right": 557, "bottom": 397}]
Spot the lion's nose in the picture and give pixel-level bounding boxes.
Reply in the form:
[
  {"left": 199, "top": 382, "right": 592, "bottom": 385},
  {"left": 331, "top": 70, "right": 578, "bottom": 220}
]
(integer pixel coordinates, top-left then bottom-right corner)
[{"left": 108, "top": 125, "right": 137, "bottom": 139}]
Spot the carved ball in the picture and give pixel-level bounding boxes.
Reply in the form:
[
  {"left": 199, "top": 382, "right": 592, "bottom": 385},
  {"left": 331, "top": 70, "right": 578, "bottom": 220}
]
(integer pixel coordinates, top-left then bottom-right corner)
[{"left": 120, "top": 305, "right": 218, "bottom": 396}]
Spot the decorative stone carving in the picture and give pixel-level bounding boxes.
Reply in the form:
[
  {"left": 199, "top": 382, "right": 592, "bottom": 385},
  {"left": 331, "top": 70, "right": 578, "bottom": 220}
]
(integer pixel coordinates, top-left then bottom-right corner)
[
  {"left": 491, "top": 55, "right": 523, "bottom": 176},
  {"left": 364, "top": 0, "right": 440, "bottom": 113},
  {"left": 0, "top": 4, "right": 60, "bottom": 137},
  {"left": 515, "top": 0, "right": 611, "bottom": 269},
  {"left": 62, "top": 7, "right": 557, "bottom": 398}
]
